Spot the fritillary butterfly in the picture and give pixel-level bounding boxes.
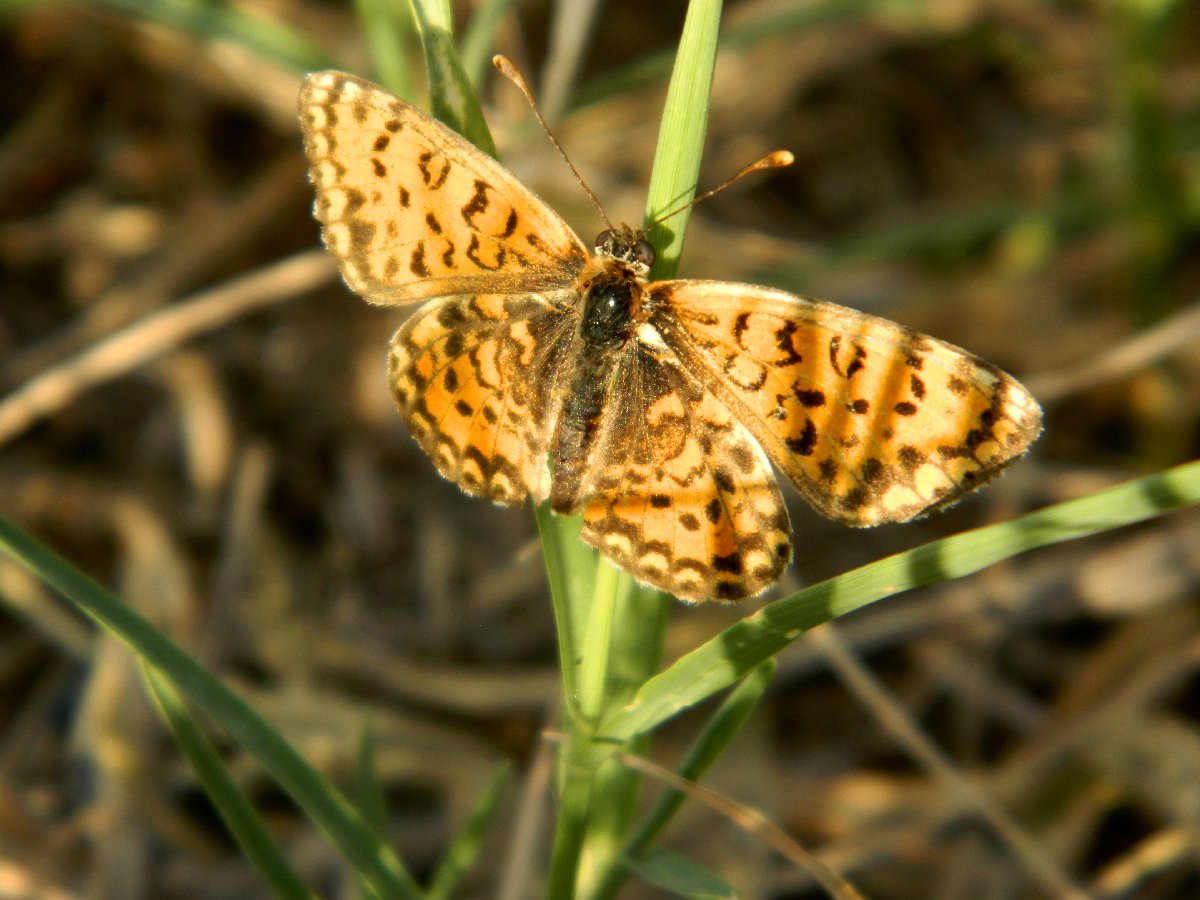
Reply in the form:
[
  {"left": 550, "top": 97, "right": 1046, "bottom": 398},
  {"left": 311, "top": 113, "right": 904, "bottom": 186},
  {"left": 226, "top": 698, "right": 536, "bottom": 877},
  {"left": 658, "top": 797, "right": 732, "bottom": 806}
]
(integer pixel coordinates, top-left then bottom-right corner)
[{"left": 298, "top": 70, "right": 1042, "bottom": 602}]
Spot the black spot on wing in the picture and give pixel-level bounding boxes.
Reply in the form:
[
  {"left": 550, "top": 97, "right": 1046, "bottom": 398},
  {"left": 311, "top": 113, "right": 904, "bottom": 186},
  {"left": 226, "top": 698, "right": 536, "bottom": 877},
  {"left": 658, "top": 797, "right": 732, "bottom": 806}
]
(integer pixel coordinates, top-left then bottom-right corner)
[
  {"left": 774, "top": 320, "right": 802, "bottom": 365},
  {"left": 501, "top": 207, "right": 518, "bottom": 238},
  {"left": 786, "top": 419, "right": 817, "bottom": 457},
  {"left": 410, "top": 244, "right": 431, "bottom": 277},
  {"left": 704, "top": 498, "right": 722, "bottom": 524},
  {"left": 713, "top": 552, "right": 744, "bottom": 575},
  {"left": 795, "top": 388, "right": 825, "bottom": 407}
]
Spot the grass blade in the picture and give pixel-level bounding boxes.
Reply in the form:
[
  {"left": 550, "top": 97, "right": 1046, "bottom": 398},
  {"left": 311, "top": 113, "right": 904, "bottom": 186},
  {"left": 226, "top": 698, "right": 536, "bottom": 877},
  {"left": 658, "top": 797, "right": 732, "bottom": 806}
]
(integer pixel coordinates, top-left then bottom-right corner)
[
  {"left": 93, "top": 0, "right": 332, "bottom": 71},
  {"left": 355, "top": 0, "right": 418, "bottom": 100},
  {"left": 547, "top": 3, "right": 727, "bottom": 895},
  {"left": 141, "top": 664, "right": 315, "bottom": 900},
  {"left": 0, "top": 518, "right": 422, "bottom": 900},
  {"left": 592, "top": 660, "right": 776, "bottom": 899},
  {"left": 600, "top": 458, "right": 1200, "bottom": 742},
  {"left": 426, "top": 762, "right": 515, "bottom": 900},
  {"left": 642, "top": 0, "right": 723, "bottom": 275},
  {"left": 460, "top": 0, "right": 516, "bottom": 87},
  {"left": 408, "top": 0, "right": 497, "bottom": 156}
]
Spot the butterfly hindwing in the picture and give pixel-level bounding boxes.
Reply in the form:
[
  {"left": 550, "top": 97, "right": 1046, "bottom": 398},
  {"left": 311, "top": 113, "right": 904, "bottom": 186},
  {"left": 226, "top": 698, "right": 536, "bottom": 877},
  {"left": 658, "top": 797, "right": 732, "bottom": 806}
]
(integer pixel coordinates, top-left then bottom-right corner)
[
  {"left": 567, "top": 345, "right": 792, "bottom": 602},
  {"left": 389, "top": 291, "right": 578, "bottom": 506}
]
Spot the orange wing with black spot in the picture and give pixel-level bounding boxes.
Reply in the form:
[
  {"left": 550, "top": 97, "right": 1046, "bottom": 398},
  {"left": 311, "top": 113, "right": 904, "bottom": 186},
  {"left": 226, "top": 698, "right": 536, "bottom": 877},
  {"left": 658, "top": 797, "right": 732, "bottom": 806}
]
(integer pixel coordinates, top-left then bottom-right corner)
[
  {"left": 650, "top": 281, "right": 1043, "bottom": 527},
  {"left": 388, "top": 290, "right": 577, "bottom": 506},
  {"left": 298, "top": 71, "right": 589, "bottom": 304},
  {"left": 564, "top": 345, "right": 792, "bottom": 602}
]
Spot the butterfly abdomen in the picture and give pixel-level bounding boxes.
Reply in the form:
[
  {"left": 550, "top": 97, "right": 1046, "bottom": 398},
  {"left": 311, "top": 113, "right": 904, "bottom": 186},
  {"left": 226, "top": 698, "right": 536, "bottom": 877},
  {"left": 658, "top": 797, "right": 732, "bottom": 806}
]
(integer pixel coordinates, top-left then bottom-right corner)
[{"left": 549, "top": 266, "right": 642, "bottom": 512}]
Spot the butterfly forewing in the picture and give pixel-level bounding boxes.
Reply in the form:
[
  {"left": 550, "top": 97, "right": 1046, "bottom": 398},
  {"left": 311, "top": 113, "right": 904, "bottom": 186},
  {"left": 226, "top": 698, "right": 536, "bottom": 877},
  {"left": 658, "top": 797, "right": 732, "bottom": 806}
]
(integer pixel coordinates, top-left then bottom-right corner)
[
  {"left": 299, "top": 71, "right": 589, "bottom": 304},
  {"left": 650, "top": 281, "right": 1043, "bottom": 527}
]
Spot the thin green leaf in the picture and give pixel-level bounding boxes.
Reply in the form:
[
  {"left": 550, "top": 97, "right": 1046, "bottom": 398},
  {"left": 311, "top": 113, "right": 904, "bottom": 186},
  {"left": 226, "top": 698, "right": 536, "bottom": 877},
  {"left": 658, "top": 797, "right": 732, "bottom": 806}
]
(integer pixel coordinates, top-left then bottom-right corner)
[
  {"left": 549, "top": 5, "right": 727, "bottom": 895},
  {"left": 91, "top": 0, "right": 333, "bottom": 72},
  {"left": 355, "top": 0, "right": 418, "bottom": 101},
  {"left": 577, "top": 560, "right": 623, "bottom": 723},
  {"left": 535, "top": 503, "right": 596, "bottom": 717},
  {"left": 0, "top": 518, "right": 421, "bottom": 900},
  {"left": 408, "top": 0, "right": 497, "bottom": 156},
  {"left": 545, "top": 743, "right": 601, "bottom": 899},
  {"left": 461, "top": 0, "right": 516, "bottom": 86},
  {"left": 592, "top": 661, "right": 776, "bottom": 899},
  {"left": 577, "top": 586, "right": 668, "bottom": 899},
  {"left": 606, "top": 585, "right": 669, "bottom": 707},
  {"left": 642, "top": 0, "right": 724, "bottom": 276},
  {"left": 628, "top": 850, "right": 738, "bottom": 899},
  {"left": 426, "top": 762, "right": 515, "bottom": 900},
  {"left": 600, "top": 458, "right": 1200, "bottom": 742},
  {"left": 352, "top": 721, "right": 389, "bottom": 900},
  {"left": 141, "top": 664, "right": 314, "bottom": 900},
  {"left": 354, "top": 720, "right": 390, "bottom": 837}
]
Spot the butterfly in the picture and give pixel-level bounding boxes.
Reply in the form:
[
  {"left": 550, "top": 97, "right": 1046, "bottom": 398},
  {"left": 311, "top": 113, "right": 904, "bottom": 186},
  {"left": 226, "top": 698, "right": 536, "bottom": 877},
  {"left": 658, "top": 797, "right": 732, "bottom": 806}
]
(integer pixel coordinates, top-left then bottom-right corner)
[{"left": 298, "top": 70, "right": 1042, "bottom": 602}]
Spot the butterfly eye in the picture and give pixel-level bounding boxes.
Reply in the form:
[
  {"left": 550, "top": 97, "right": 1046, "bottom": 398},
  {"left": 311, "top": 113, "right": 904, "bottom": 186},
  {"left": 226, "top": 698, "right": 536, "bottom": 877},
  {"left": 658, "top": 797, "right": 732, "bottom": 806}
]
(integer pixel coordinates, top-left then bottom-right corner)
[
  {"left": 633, "top": 239, "right": 656, "bottom": 268},
  {"left": 595, "top": 230, "right": 614, "bottom": 253}
]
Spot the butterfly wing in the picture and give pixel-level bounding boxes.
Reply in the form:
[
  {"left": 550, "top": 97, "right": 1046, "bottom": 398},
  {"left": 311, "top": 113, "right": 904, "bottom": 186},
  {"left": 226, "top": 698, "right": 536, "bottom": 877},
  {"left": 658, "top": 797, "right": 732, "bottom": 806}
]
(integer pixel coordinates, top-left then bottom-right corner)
[
  {"left": 570, "top": 345, "right": 792, "bottom": 602},
  {"left": 299, "top": 71, "right": 590, "bottom": 304},
  {"left": 649, "top": 281, "right": 1042, "bottom": 527},
  {"left": 389, "top": 291, "right": 578, "bottom": 506}
]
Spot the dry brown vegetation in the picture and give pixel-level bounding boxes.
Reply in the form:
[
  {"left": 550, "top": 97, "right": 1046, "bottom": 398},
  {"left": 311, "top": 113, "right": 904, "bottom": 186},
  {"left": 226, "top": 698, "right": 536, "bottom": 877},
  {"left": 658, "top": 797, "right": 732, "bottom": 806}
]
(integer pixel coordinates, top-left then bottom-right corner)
[{"left": 1, "top": 0, "right": 1199, "bottom": 897}]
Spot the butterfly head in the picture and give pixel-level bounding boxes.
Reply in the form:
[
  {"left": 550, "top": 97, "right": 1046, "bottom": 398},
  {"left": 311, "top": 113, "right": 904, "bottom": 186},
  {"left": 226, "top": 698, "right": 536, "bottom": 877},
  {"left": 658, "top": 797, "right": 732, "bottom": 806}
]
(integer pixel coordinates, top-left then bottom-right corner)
[{"left": 595, "top": 225, "right": 655, "bottom": 278}]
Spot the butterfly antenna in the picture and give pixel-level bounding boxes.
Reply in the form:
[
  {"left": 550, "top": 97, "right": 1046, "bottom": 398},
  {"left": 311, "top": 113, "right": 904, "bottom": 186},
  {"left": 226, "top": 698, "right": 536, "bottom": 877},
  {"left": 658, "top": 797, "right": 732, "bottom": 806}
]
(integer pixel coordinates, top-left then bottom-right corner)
[
  {"left": 493, "top": 55, "right": 615, "bottom": 232},
  {"left": 644, "top": 150, "right": 795, "bottom": 232}
]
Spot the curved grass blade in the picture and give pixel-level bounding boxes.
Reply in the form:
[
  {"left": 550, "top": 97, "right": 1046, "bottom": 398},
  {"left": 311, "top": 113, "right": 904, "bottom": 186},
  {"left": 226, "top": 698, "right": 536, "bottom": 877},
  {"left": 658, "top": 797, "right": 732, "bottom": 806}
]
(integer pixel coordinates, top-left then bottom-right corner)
[
  {"left": 592, "top": 660, "right": 776, "bottom": 900},
  {"left": 141, "top": 664, "right": 315, "bottom": 900},
  {"left": 0, "top": 518, "right": 421, "bottom": 900},
  {"left": 600, "top": 458, "right": 1200, "bottom": 742},
  {"left": 426, "top": 762, "right": 514, "bottom": 900}
]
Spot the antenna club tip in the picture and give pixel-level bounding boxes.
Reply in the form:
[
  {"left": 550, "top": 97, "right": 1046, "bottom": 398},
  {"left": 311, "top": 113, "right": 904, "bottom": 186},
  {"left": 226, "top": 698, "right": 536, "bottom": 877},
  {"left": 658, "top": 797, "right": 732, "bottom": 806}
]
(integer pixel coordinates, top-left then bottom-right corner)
[
  {"left": 492, "top": 55, "right": 513, "bottom": 73},
  {"left": 737, "top": 151, "right": 794, "bottom": 179}
]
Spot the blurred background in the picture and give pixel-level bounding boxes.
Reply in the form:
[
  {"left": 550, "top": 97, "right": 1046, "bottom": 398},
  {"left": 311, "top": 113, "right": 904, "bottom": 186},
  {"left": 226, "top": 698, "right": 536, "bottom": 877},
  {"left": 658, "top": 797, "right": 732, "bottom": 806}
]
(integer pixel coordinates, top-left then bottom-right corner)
[{"left": 1, "top": 0, "right": 1199, "bottom": 896}]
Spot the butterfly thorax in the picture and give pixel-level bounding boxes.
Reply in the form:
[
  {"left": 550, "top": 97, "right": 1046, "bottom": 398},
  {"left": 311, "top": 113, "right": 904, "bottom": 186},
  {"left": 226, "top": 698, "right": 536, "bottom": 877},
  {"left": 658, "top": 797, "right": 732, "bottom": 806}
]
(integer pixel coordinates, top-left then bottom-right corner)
[
  {"left": 549, "top": 255, "right": 647, "bottom": 513},
  {"left": 578, "top": 260, "right": 643, "bottom": 347}
]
